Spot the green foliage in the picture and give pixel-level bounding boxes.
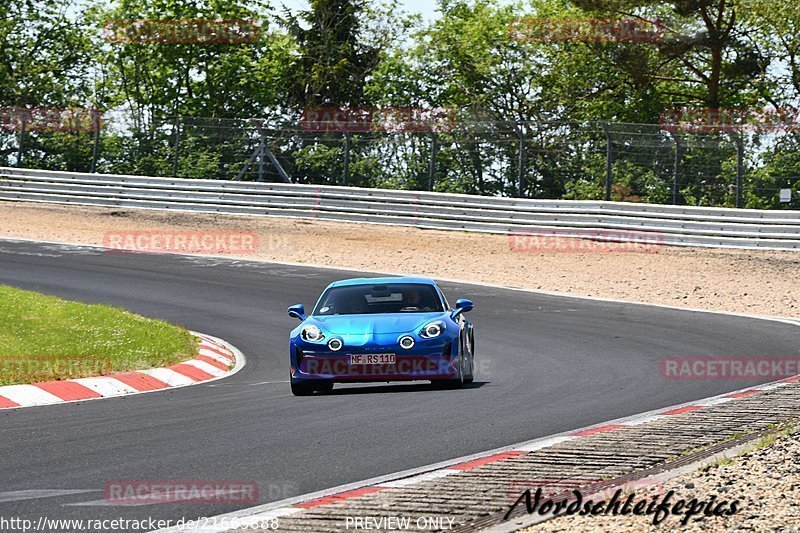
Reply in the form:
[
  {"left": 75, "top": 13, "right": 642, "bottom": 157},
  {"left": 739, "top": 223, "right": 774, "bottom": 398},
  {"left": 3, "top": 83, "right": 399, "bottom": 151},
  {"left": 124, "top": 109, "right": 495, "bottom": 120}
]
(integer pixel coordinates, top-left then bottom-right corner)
[{"left": 2, "top": 0, "right": 799, "bottom": 208}]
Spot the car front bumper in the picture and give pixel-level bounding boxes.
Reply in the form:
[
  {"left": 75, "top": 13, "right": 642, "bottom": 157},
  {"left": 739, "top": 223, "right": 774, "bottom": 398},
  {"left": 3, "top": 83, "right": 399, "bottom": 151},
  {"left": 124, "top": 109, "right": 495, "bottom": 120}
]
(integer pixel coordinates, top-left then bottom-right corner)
[{"left": 290, "top": 338, "right": 459, "bottom": 382}]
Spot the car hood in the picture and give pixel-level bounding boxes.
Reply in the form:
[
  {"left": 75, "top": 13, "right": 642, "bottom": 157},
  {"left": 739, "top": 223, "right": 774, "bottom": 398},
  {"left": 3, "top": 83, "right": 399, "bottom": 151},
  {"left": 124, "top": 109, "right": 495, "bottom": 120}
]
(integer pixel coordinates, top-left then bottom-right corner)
[{"left": 310, "top": 312, "right": 446, "bottom": 335}]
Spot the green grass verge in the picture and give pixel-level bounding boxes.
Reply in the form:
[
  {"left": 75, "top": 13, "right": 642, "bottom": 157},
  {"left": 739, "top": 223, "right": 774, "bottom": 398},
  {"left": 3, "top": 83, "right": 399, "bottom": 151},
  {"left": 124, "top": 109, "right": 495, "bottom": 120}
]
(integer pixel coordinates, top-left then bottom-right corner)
[{"left": 0, "top": 285, "right": 198, "bottom": 386}]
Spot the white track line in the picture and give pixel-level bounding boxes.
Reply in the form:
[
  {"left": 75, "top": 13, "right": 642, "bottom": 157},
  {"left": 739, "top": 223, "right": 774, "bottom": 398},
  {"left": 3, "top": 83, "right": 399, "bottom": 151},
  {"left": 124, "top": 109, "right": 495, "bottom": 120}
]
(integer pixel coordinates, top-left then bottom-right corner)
[{"left": 0, "top": 489, "right": 97, "bottom": 504}]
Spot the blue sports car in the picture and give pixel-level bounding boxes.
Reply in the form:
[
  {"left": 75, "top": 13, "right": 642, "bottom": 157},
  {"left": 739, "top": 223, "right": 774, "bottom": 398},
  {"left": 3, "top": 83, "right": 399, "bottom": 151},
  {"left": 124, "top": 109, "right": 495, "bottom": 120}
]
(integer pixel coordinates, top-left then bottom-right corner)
[{"left": 287, "top": 277, "right": 475, "bottom": 395}]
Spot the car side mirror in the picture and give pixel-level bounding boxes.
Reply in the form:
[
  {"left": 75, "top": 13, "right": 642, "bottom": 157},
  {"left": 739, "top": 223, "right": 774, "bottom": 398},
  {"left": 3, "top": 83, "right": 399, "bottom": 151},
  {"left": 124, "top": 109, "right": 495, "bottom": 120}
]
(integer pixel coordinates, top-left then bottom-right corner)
[
  {"left": 288, "top": 304, "right": 306, "bottom": 321},
  {"left": 452, "top": 299, "right": 474, "bottom": 318}
]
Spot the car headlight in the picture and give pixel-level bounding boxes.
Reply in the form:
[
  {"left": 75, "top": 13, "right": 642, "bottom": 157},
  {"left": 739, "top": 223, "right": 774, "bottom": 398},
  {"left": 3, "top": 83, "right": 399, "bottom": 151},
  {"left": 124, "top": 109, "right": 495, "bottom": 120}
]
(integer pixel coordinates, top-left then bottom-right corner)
[
  {"left": 420, "top": 321, "right": 445, "bottom": 339},
  {"left": 301, "top": 325, "right": 325, "bottom": 342}
]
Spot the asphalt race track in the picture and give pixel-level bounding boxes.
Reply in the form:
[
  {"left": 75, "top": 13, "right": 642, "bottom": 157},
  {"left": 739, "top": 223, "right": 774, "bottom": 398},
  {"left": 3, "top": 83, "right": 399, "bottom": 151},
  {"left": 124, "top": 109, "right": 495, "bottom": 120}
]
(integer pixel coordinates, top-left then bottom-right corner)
[{"left": 1, "top": 238, "right": 798, "bottom": 528}]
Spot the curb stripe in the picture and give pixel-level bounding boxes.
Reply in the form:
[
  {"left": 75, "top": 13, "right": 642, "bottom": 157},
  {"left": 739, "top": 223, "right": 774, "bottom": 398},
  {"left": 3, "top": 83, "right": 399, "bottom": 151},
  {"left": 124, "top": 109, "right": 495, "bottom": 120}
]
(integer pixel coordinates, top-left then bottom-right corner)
[
  {"left": 71, "top": 377, "right": 139, "bottom": 397},
  {"left": 515, "top": 436, "right": 576, "bottom": 453},
  {"left": 450, "top": 451, "right": 526, "bottom": 471},
  {"left": 377, "top": 469, "right": 458, "bottom": 488},
  {"left": 621, "top": 415, "right": 664, "bottom": 426},
  {"left": 139, "top": 368, "right": 195, "bottom": 387},
  {"left": 34, "top": 381, "right": 102, "bottom": 401},
  {"left": 168, "top": 363, "right": 215, "bottom": 382},
  {"left": 196, "top": 354, "right": 232, "bottom": 370},
  {"left": 727, "top": 389, "right": 763, "bottom": 398},
  {"left": 199, "top": 343, "right": 234, "bottom": 361},
  {"left": 0, "top": 385, "right": 63, "bottom": 406},
  {"left": 296, "top": 487, "right": 386, "bottom": 508},
  {"left": 198, "top": 349, "right": 235, "bottom": 366},
  {"left": 0, "top": 395, "right": 20, "bottom": 408},
  {"left": 0, "top": 334, "right": 243, "bottom": 411},
  {"left": 662, "top": 405, "right": 702, "bottom": 415},
  {"left": 182, "top": 359, "right": 226, "bottom": 377},
  {"left": 570, "top": 424, "right": 626, "bottom": 437},
  {"left": 111, "top": 372, "right": 170, "bottom": 392}
]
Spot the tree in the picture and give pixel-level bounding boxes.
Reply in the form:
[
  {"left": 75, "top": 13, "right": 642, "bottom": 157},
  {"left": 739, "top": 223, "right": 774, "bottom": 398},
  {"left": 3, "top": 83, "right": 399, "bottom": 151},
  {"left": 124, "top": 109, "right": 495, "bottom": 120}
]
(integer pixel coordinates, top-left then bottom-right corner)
[
  {"left": 0, "top": 1, "right": 97, "bottom": 168},
  {"left": 281, "top": 0, "right": 382, "bottom": 108},
  {"left": 571, "top": 0, "right": 764, "bottom": 110},
  {"left": 0, "top": 0, "right": 95, "bottom": 108}
]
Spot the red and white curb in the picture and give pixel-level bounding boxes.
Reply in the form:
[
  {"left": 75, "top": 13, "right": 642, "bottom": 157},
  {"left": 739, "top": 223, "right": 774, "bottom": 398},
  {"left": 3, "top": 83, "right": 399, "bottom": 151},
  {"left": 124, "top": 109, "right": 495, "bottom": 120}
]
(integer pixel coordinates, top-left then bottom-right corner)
[
  {"left": 0, "top": 332, "right": 244, "bottom": 410},
  {"left": 157, "top": 370, "right": 800, "bottom": 532}
]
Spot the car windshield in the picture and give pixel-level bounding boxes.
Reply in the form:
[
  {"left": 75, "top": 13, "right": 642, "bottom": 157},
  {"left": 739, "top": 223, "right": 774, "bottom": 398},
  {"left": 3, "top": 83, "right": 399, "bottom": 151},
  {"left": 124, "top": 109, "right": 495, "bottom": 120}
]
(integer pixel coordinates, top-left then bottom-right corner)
[{"left": 313, "top": 283, "right": 444, "bottom": 315}]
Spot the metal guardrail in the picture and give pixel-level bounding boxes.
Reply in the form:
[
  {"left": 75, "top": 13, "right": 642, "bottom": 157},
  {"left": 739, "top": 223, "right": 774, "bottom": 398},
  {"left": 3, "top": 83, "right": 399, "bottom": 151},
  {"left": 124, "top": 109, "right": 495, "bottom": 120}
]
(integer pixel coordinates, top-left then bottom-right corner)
[{"left": 1, "top": 167, "right": 799, "bottom": 250}]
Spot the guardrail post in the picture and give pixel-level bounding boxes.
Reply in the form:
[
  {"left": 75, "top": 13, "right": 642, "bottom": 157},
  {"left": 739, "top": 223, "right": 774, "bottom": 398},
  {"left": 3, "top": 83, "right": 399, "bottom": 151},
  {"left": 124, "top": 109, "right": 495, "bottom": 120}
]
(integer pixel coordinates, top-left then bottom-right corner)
[
  {"left": 601, "top": 122, "right": 613, "bottom": 201},
  {"left": 343, "top": 133, "right": 351, "bottom": 186},
  {"left": 171, "top": 117, "right": 181, "bottom": 178},
  {"left": 428, "top": 133, "right": 438, "bottom": 191}
]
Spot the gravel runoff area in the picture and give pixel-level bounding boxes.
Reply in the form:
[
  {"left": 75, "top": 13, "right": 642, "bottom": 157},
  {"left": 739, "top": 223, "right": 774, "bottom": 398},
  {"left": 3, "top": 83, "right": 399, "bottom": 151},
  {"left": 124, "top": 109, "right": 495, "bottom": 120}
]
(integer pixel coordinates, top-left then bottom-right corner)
[
  {"left": 522, "top": 428, "right": 800, "bottom": 533},
  {"left": 1, "top": 200, "right": 799, "bottom": 532}
]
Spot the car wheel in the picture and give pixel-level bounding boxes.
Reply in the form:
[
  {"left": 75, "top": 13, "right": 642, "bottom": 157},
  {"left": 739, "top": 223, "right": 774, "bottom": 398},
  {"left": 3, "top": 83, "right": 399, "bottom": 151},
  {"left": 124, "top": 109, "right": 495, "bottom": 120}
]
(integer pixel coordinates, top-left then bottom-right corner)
[
  {"left": 464, "top": 330, "right": 475, "bottom": 384},
  {"left": 435, "top": 355, "right": 465, "bottom": 389},
  {"left": 290, "top": 381, "right": 315, "bottom": 396}
]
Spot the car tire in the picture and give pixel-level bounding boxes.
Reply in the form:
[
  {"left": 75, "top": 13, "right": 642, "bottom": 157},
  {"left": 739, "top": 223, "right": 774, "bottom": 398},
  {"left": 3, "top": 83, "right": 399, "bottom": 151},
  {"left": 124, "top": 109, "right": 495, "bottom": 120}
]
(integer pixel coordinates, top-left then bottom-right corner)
[
  {"left": 464, "top": 331, "right": 475, "bottom": 384},
  {"left": 434, "top": 354, "right": 465, "bottom": 389}
]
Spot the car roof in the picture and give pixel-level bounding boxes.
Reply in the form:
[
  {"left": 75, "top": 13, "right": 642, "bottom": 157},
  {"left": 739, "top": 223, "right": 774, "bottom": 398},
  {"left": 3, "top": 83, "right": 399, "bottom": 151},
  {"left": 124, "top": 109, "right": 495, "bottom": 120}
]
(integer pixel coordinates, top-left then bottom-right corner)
[{"left": 327, "top": 276, "right": 437, "bottom": 289}]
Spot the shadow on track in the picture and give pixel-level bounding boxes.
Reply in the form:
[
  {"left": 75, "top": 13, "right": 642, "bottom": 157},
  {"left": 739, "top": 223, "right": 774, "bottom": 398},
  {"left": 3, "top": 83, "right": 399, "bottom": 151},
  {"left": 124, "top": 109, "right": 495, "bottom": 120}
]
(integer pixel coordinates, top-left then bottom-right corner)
[{"left": 323, "top": 381, "right": 489, "bottom": 395}]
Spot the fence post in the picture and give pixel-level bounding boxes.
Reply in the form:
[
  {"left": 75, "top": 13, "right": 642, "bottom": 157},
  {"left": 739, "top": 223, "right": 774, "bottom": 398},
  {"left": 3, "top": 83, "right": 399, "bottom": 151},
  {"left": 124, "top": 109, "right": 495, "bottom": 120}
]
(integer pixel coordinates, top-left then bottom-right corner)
[
  {"left": 673, "top": 134, "right": 682, "bottom": 205},
  {"left": 257, "top": 126, "right": 266, "bottom": 182},
  {"left": 517, "top": 125, "right": 525, "bottom": 198},
  {"left": 601, "top": 122, "right": 613, "bottom": 201},
  {"left": 171, "top": 116, "right": 181, "bottom": 178},
  {"left": 343, "top": 133, "right": 351, "bottom": 186},
  {"left": 16, "top": 121, "right": 26, "bottom": 167},
  {"left": 728, "top": 131, "right": 744, "bottom": 208},
  {"left": 428, "top": 133, "right": 438, "bottom": 191},
  {"left": 90, "top": 112, "right": 101, "bottom": 173}
]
